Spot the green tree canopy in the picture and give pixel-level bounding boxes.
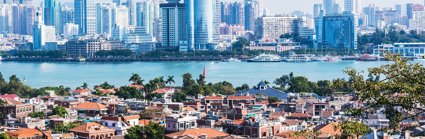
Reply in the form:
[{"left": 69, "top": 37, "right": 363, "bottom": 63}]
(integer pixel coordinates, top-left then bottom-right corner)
[
  {"left": 125, "top": 122, "right": 165, "bottom": 139},
  {"left": 53, "top": 106, "right": 68, "bottom": 118}
]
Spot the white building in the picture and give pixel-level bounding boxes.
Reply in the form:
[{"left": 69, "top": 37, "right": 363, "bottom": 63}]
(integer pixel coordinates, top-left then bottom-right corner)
[
  {"left": 254, "top": 16, "right": 299, "bottom": 41},
  {"left": 101, "top": 115, "right": 140, "bottom": 135},
  {"left": 64, "top": 23, "right": 79, "bottom": 38},
  {"left": 165, "top": 113, "right": 198, "bottom": 132},
  {"left": 409, "top": 11, "right": 425, "bottom": 33},
  {"left": 373, "top": 43, "right": 425, "bottom": 59},
  {"left": 33, "top": 12, "right": 56, "bottom": 51},
  {"left": 344, "top": 0, "right": 361, "bottom": 14}
]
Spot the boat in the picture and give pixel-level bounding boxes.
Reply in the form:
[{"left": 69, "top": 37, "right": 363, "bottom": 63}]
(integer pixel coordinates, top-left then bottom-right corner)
[
  {"left": 247, "top": 54, "right": 282, "bottom": 62},
  {"left": 326, "top": 56, "right": 342, "bottom": 62},
  {"left": 224, "top": 58, "right": 241, "bottom": 62},
  {"left": 0, "top": 56, "right": 2, "bottom": 61},
  {"left": 78, "top": 57, "right": 86, "bottom": 62},
  {"left": 284, "top": 53, "right": 314, "bottom": 62},
  {"left": 355, "top": 54, "right": 377, "bottom": 61}
]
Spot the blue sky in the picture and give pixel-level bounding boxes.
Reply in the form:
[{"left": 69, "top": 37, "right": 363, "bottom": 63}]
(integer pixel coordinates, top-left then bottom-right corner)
[{"left": 32, "top": 0, "right": 425, "bottom": 14}]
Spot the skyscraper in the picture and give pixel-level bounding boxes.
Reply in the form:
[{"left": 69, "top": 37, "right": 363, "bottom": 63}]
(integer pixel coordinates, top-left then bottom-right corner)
[
  {"left": 160, "top": 0, "right": 186, "bottom": 49},
  {"left": 44, "top": 0, "right": 61, "bottom": 34},
  {"left": 324, "top": 0, "right": 339, "bottom": 16},
  {"left": 186, "top": 0, "right": 220, "bottom": 50},
  {"left": 113, "top": 0, "right": 120, "bottom": 5},
  {"left": 128, "top": 0, "right": 136, "bottom": 25},
  {"left": 74, "top": 0, "right": 96, "bottom": 35},
  {"left": 322, "top": 13, "right": 357, "bottom": 50},
  {"left": 244, "top": 0, "right": 258, "bottom": 31},
  {"left": 344, "top": 0, "right": 361, "bottom": 14}
]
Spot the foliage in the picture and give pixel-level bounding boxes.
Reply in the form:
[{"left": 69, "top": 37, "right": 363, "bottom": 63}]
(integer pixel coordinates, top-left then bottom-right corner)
[
  {"left": 53, "top": 122, "right": 80, "bottom": 133},
  {"left": 235, "top": 84, "right": 250, "bottom": 92},
  {"left": 166, "top": 76, "right": 175, "bottom": 86},
  {"left": 294, "top": 130, "right": 321, "bottom": 139},
  {"left": 346, "top": 55, "right": 425, "bottom": 132},
  {"left": 96, "top": 82, "right": 115, "bottom": 89},
  {"left": 0, "top": 73, "right": 48, "bottom": 98},
  {"left": 28, "top": 112, "right": 45, "bottom": 118},
  {"left": 116, "top": 86, "right": 143, "bottom": 99},
  {"left": 232, "top": 37, "right": 250, "bottom": 52},
  {"left": 125, "top": 122, "right": 165, "bottom": 139},
  {"left": 95, "top": 50, "right": 133, "bottom": 58},
  {"left": 182, "top": 73, "right": 196, "bottom": 91},
  {"left": 0, "top": 133, "right": 10, "bottom": 139},
  {"left": 15, "top": 50, "right": 66, "bottom": 58},
  {"left": 268, "top": 97, "right": 281, "bottom": 104},
  {"left": 335, "top": 121, "right": 371, "bottom": 139},
  {"left": 172, "top": 93, "right": 186, "bottom": 102},
  {"left": 129, "top": 73, "right": 144, "bottom": 85},
  {"left": 53, "top": 106, "right": 68, "bottom": 118}
]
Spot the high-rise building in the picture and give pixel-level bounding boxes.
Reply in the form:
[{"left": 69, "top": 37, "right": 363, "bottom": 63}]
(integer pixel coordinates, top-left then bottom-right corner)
[
  {"left": 244, "top": 0, "right": 259, "bottom": 31},
  {"left": 61, "top": 6, "right": 74, "bottom": 27},
  {"left": 322, "top": 13, "right": 357, "bottom": 50},
  {"left": 113, "top": 0, "right": 120, "bottom": 5},
  {"left": 324, "top": 0, "right": 339, "bottom": 16},
  {"left": 363, "top": 5, "right": 376, "bottom": 27},
  {"left": 44, "top": 0, "right": 61, "bottom": 34},
  {"left": 221, "top": 2, "right": 244, "bottom": 26},
  {"left": 33, "top": 11, "right": 56, "bottom": 51},
  {"left": 314, "top": 4, "right": 323, "bottom": 18},
  {"left": 409, "top": 11, "right": 425, "bottom": 33},
  {"left": 254, "top": 16, "right": 299, "bottom": 41},
  {"left": 128, "top": 0, "right": 136, "bottom": 25},
  {"left": 74, "top": 0, "right": 96, "bottom": 35},
  {"left": 0, "top": 4, "right": 12, "bottom": 34},
  {"left": 96, "top": 3, "right": 128, "bottom": 38},
  {"left": 160, "top": 0, "right": 186, "bottom": 49},
  {"left": 344, "top": 0, "right": 361, "bottom": 14},
  {"left": 64, "top": 23, "right": 79, "bottom": 38},
  {"left": 185, "top": 0, "right": 220, "bottom": 51}
]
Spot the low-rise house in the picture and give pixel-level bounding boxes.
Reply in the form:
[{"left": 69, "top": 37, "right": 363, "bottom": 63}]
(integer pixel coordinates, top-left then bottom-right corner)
[
  {"left": 54, "top": 99, "right": 80, "bottom": 108},
  {"left": 100, "top": 115, "right": 140, "bottom": 135},
  {"left": 0, "top": 94, "right": 20, "bottom": 101},
  {"left": 7, "top": 128, "right": 50, "bottom": 139},
  {"left": 70, "top": 122, "right": 115, "bottom": 139},
  {"left": 243, "top": 118, "right": 282, "bottom": 138},
  {"left": 165, "top": 128, "right": 229, "bottom": 139},
  {"left": 364, "top": 114, "right": 390, "bottom": 128},
  {"left": 227, "top": 96, "right": 255, "bottom": 109},
  {"left": 0, "top": 98, "right": 33, "bottom": 123},
  {"left": 281, "top": 119, "right": 307, "bottom": 132},
  {"left": 286, "top": 113, "right": 312, "bottom": 120},
  {"left": 74, "top": 102, "right": 107, "bottom": 117},
  {"left": 73, "top": 88, "right": 92, "bottom": 96},
  {"left": 233, "top": 81, "right": 291, "bottom": 101},
  {"left": 153, "top": 88, "right": 175, "bottom": 103},
  {"left": 165, "top": 113, "right": 199, "bottom": 132}
]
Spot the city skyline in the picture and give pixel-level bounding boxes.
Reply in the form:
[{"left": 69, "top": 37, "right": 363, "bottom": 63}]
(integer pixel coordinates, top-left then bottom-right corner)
[{"left": 30, "top": 0, "right": 425, "bottom": 14}]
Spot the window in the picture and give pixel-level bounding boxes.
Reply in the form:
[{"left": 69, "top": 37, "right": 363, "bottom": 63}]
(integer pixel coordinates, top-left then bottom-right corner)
[{"left": 112, "top": 123, "right": 116, "bottom": 127}]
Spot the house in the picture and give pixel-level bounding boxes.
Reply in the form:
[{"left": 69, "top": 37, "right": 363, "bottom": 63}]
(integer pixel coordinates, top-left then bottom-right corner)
[
  {"left": 0, "top": 98, "right": 33, "bottom": 123},
  {"left": 74, "top": 102, "right": 107, "bottom": 117},
  {"left": 165, "top": 114, "right": 198, "bottom": 132},
  {"left": 202, "top": 96, "right": 225, "bottom": 112},
  {"left": 100, "top": 115, "right": 140, "bottom": 135},
  {"left": 363, "top": 114, "right": 390, "bottom": 128},
  {"left": 0, "top": 94, "right": 20, "bottom": 101},
  {"left": 73, "top": 88, "right": 92, "bottom": 96},
  {"left": 286, "top": 113, "right": 312, "bottom": 120},
  {"left": 242, "top": 118, "right": 282, "bottom": 138},
  {"left": 233, "top": 81, "right": 292, "bottom": 101},
  {"left": 314, "top": 122, "right": 342, "bottom": 138},
  {"left": 226, "top": 96, "right": 255, "bottom": 109},
  {"left": 153, "top": 88, "right": 175, "bottom": 103},
  {"left": 70, "top": 122, "right": 115, "bottom": 139},
  {"left": 7, "top": 128, "right": 50, "bottom": 139},
  {"left": 165, "top": 128, "right": 229, "bottom": 139}
]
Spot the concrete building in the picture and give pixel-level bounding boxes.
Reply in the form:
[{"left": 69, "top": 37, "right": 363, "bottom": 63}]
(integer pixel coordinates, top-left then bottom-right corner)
[
  {"left": 373, "top": 43, "right": 425, "bottom": 59},
  {"left": 65, "top": 36, "right": 125, "bottom": 58},
  {"left": 44, "top": 0, "right": 61, "bottom": 34},
  {"left": 160, "top": 0, "right": 186, "bottom": 50},
  {"left": 33, "top": 12, "right": 56, "bottom": 51},
  {"left": 185, "top": 0, "right": 220, "bottom": 50},
  {"left": 74, "top": 0, "right": 96, "bottom": 35},
  {"left": 409, "top": 11, "right": 425, "bottom": 33},
  {"left": 321, "top": 14, "right": 357, "bottom": 50},
  {"left": 344, "top": 0, "right": 361, "bottom": 14},
  {"left": 254, "top": 16, "right": 299, "bottom": 41},
  {"left": 63, "top": 23, "right": 79, "bottom": 38},
  {"left": 165, "top": 113, "right": 198, "bottom": 132}
]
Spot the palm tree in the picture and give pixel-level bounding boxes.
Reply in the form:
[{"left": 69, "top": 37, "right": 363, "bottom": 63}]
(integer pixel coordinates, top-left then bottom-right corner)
[
  {"left": 129, "top": 73, "right": 144, "bottom": 85},
  {"left": 81, "top": 83, "right": 88, "bottom": 89},
  {"left": 166, "top": 76, "right": 175, "bottom": 87}
]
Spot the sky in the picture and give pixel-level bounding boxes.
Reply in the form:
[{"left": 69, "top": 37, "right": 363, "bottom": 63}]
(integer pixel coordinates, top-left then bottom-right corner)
[{"left": 32, "top": 0, "right": 425, "bottom": 14}]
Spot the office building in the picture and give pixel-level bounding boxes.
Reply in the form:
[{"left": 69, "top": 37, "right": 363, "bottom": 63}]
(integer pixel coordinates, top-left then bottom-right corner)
[
  {"left": 44, "top": 0, "right": 61, "bottom": 34},
  {"left": 64, "top": 23, "right": 79, "bottom": 38},
  {"left": 61, "top": 6, "right": 74, "bottom": 27},
  {"left": 374, "top": 43, "right": 425, "bottom": 58},
  {"left": 74, "top": 0, "right": 96, "bottom": 35},
  {"left": 128, "top": 0, "right": 136, "bottom": 25},
  {"left": 113, "top": 0, "right": 120, "bottom": 5},
  {"left": 186, "top": 0, "right": 220, "bottom": 50},
  {"left": 363, "top": 5, "right": 376, "bottom": 27},
  {"left": 0, "top": 4, "right": 12, "bottom": 34},
  {"left": 221, "top": 2, "right": 244, "bottom": 26},
  {"left": 160, "top": 0, "right": 186, "bottom": 49},
  {"left": 33, "top": 12, "right": 56, "bottom": 51},
  {"left": 409, "top": 11, "right": 425, "bottom": 33},
  {"left": 254, "top": 16, "right": 299, "bottom": 41},
  {"left": 324, "top": 0, "right": 340, "bottom": 16},
  {"left": 244, "top": 0, "right": 259, "bottom": 31},
  {"left": 344, "top": 0, "right": 361, "bottom": 14},
  {"left": 322, "top": 14, "right": 357, "bottom": 50}
]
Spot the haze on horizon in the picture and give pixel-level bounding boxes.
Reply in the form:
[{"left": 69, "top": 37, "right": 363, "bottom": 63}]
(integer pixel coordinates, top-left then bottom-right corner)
[{"left": 31, "top": 0, "right": 425, "bottom": 14}]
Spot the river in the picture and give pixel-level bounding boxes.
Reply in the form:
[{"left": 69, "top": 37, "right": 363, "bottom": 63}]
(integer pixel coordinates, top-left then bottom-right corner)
[{"left": 0, "top": 61, "right": 409, "bottom": 88}]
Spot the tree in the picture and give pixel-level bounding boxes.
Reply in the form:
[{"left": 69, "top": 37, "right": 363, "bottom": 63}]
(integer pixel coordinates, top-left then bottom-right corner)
[
  {"left": 81, "top": 83, "right": 88, "bottom": 89},
  {"left": 268, "top": 97, "right": 281, "bottom": 104},
  {"left": 288, "top": 76, "right": 314, "bottom": 93},
  {"left": 196, "top": 74, "right": 206, "bottom": 86},
  {"left": 28, "top": 112, "right": 45, "bottom": 118},
  {"left": 98, "top": 82, "right": 114, "bottom": 89},
  {"left": 166, "top": 76, "right": 175, "bottom": 86},
  {"left": 125, "top": 122, "right": 165, "bottom": 139},
  {"left": 56, "top": 85, "right": 71, "bottom": 96},
  {"left": 182, "top": 73, "right": 196, "bottom": 91},
  {"left": 346, "top": 55, "right": 425, "bottom": 132},
  {"left": 294, "top": 130, "right": 321, "bottom": 139},
  {"left": 116, "top": 86, "right": 143, "bottom": 99},
  {"left": 53, "top": 122, "right": 80, "bottom": 133},
  {"left": 172, "top": 93, "right": 186, "bottom": 102},
  {"left": 0, "top": 133, "right": 10, "bottom": 139},
  {"left": 274, "top": 75, "right": 290, "bottom": 90},
  {"left": 53, "top": 106, "right": 68, "bottom": 118},
  {"left": 213, "top": 81, "right": 235, "bottom": 95},
  {"left": 232, "top": 37, "right": 250, "bottom": 52},
  {"left": 335, "top": 121, "right": 371, "bottom": 139},
  {"left": 129, "top": 73, "right": 144, "bottom": 85},
  {"left": 236, "top": 84, "right": 250, "bottom": 92}
]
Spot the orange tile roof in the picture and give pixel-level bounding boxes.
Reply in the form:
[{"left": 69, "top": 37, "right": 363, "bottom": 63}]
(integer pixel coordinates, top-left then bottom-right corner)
[
  {"left": 165, "top": 128, "right": 229, "bottom": 138},
  {"left": 153, "top": 88, "right": 174, "bottom": 94},
  {"left": 7, "top": 128, "right": 44, "bottom": 138},
  {"left": 288, "top": 113, "right": 312, "bottom": 118},
  {"left": 128, "top": 84, "right": 144, "bottom": 89},
  {"left": 275, "top": 131, "right": 306, "bottom": 139},
  {"left": 74, "top": 102, "right": 107, "bottom": 110},
  {"left": 204, "top": 96, "right": 223, "bottom": 100},
  {"left": 232, "top": 120, "right": 245, "bottom": 125},
  {"left": 70, "top": 122, "right": 115, "bottom": 133},
  {"left": 139, "top": 119, "right": 150, "bottom": 126},
  {"left": 123, "top": 115, "right": 140, "bottom": 121},
  {"left": 227, "top": 96, "right": 255, "bottom": 100},
  {"left": 3, "top": 98, "right": 23, "bottom": 105},
  {"left": 314, "top": 122, "right": 342, "bottom": 138},
  {"left": 73, "top": 88, "right": 91, "bottom": 94}
]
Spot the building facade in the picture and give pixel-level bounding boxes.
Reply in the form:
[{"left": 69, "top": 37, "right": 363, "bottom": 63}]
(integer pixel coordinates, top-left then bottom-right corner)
[
  {"left": 160, "top": 0, "right": 186, "bottom": 50},
  {"left": 255, "top": 16, "right": 299, "bottom": 41},
  {"left": 321, "top": 14, "right": 357, "bottom": 50},
  {"left": 74, "top": 0, "right": 96, "bottom": 35}
]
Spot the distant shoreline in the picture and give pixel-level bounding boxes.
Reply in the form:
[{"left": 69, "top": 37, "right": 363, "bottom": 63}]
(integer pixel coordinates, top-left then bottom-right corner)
[{"left": 1, "top": 57, "right": 230, "bottom": 62}]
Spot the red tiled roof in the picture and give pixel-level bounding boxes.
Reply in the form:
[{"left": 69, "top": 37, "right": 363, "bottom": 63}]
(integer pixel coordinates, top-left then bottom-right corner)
[
  {"left": 288, "top": 113, "right": 312, "bottom": 118},
  {"left": 204, "top": 96, "right": 223, "bottom": 100},
  {"left": 7, "top": 128, "right": 44, "bottom": 138},
  {"left": 74, "top": 102, "right": 107, "bottom": 110},
  {"left": 232, "top": 120, "right": 245, "bottom": 125},
  {"left": 153, "top": 88, "right": 174, "bottom": 94},
  {"left": 3, "top": 98, "right": 23, "bottom": 105},
  {"left": 73, "top": 88, "right": 91, "bottom": 94},
  {"left": 139, "top": 119, "right": 150, "bottom": 126},
  {"left": 275, "top": 131, "right": 306, "bottom": 139},
  {"left": 128, "top": 84, "right": 144, "bottom": 89},
  {"left": 0, "top": 94, "right": 19, "bottom": 99},
  {"left": 314, "top": 122, "right": 342, "bottom": 138},
  {"left": 70, "top": 122, "right": 115, "bottom": 133},
  {"left": 165, "top": 128, "right": 229, "bottom": 138},
  {"left": 227, "top": 95, "right": 255, "bottom": 100}
]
